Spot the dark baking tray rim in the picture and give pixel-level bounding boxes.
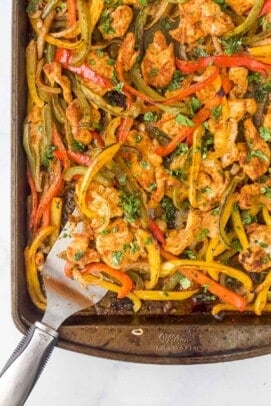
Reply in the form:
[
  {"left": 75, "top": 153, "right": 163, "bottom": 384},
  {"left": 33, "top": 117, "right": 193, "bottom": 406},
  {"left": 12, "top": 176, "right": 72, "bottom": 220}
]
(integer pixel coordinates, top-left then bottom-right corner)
[{"left": 11, "top": 0, "right": 271, "bottom": 364}]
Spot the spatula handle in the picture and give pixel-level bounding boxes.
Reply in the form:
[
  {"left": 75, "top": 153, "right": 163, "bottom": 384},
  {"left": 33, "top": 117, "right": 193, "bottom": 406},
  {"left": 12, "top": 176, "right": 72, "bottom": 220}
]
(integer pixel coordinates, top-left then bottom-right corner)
[{"left": 0, "top": 322, "right": 58, "bottom": 406}]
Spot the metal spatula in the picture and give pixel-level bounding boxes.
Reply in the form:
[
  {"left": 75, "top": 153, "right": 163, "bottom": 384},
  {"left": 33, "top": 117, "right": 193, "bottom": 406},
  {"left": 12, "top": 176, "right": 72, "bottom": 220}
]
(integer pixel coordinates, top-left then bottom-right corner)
[{"left": 0, "top": 217, "right": 107, "bottom": 406}]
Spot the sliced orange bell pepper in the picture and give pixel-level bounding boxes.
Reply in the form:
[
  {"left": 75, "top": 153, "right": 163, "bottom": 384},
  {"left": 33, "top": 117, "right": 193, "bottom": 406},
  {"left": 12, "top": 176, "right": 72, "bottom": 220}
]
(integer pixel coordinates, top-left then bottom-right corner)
[
  {"left": 160, "top": 249, "right": 247, "bottom": 311},
  {"left": 84, "top": 263, "right": 133, "bottom": 299},
  {"left": 67, "top": 0, "right": 77, "bottom": 26}
]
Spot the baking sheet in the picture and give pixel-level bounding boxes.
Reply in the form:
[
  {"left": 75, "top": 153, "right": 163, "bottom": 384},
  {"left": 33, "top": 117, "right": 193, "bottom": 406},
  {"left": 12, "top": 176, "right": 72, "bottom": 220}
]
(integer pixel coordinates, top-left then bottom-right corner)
[{"left": 11, "top": 0, "right": 271, "bottom": 364}]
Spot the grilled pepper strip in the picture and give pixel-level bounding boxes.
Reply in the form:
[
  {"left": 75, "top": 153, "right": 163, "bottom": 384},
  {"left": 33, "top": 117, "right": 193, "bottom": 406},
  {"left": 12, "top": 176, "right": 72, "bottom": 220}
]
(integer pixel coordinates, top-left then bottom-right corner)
[
  {"left": 82, "top": 272, "right": 141, "bottom": 311},
  {"left": 176, "top": 55, "right": 270, "bottom": 75},
  {"left": 225, "top": 0, "right": 264, "bottom": 37},
  {"left": 69, "top": 0, "right": 91, "bottom": 66},
  {"left": 52, "top": 124, "right": 70, "bottom": 169},
  {"left": 76, "top": 143, "right": 120, "bottom": 218},
  {"left": 33, "top": 159, "right": 63, "bottom": 231},
  {"left": 156, "top": 96, "right": 222, "bottom": 156},
  {"left": 67, "top": 150, "right": 91, "bottom": 166},
  {"left": 231, "top": 207, "right": 249, "bottom": 250},
  {"left": 26, "top": 40, "right": 44, "bottom": 108},
  {"left": 55, "top": 48, "right": 112, "bottom": 89},
  {"left": 134, "top": 289, "right": 198, "bottom": 301},
  {"left": 161, "top": 259, "right": 247, "bottom": 311},
  {"left": 25, "top": 225, "right": 56, "bottom": 310},
  {"left": 138, "top": 230, "right": 161, "bottom": 290},
  {"left": 149, "top": 219, "right": 166, "bottom": 245},
  {"left": 49, "top": 197, "right": 63, "bottom": 247},
  {"left": 84, "top": 263, "right": 133, "bottom": 299}
]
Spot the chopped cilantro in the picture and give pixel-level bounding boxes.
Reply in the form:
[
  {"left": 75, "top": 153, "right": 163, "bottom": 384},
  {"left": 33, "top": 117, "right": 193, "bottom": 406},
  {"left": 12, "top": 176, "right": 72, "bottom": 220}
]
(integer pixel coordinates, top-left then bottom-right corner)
[
  {"left": 135, "top": 133, "right": 142, "bottom": 143},
  {"left": 129, "top": 242, "right": 140, "bottom": 253},
  {"left": 166, "top": 71, "right": 184, "bottom": 91},
  {"left": 241, "top": 211, "right": 255, "bottom": 225},
  {"left": 150, "top": 67, "right": 158, "bottom": 77},
  {"left": 211, "top": 105, "right": 222, "bottom": 120},
  {"left": 248, "top": 149, "right": 269, "bottom": 162},
  {"left": 221, "top": 37, "right": 243, "bottom": 55},
  {"left": 107, "top": 58, "right": 115, "bottom": 66},
  {"left": 172, "top": 143, "right": 189, "bottom": 157},
  {"left": 113, "top": 82, "right": 124, "bottom": 94},
  {"left": 139, "top": 0, "right": 148, "bottom": 5},
  {"left": 99, "top": 229, "right": 111, "bottom": 235},
  {"left": 196, "top": 228, "right": 209, "bottom": 240},
  {"left": 260, "top": 186, "right": 271, "bottom": 198},
  {"left": 96, "top": 49, "right": 105, "bottom": 58},
  {"left": 120, "top": 191, "right": 141, "bottom": 222},
  {"left": 184, "top": 249, "right": 197, "bottom": 260},
  {"left": 145, "top": 236, "right": 153, "bottom": 245},
  {"left": 194, "top": 47, "right": 209, "bottom": 57},
  {"left": 71, "top": 140, "right": 86, "bottom": 152},
  {"left": 231, "top": 238, "right": 242, "bottom": 252},
  {"left": 161, "top": 196, "right": 176, "bottom": 226},
  {"left": 143, "top": 112, "right": 157, "bottom": 122},
  {"left": 161, "top": 19, "right": 171, "bottom": 31},
  {"left": 118, "top": 174, "right": 127, "bottom": 185},
  {"left": 254, "top": 82, "right": 271, "bottom": 102},
  {"left": 199, "top": 186, "right": 211, "bottom": 194},
  {"left": 100, "top": 10, "right": 115, "bottom": 35},
  {"left": 211, "top": 207, "right": 220, "bottom": 215},
  {"left": 175, "top": 114, "right": 194, "bottom": 127},
  {"left": 140, "top": 160, "right": 151, "bottom": 169},
  {"left": 190, "top": 97, "right": 202, "bottom": 113},
  {"left": 112, "top": 251, "right": 124, "bottom": 266},
  {"left": 74, "top": 251, "right": 84, "bottom": 261},
  {"left": 259, "top": 126, "right": 271, "bottom": 142},
  {"left": 168, "top": 168, "right": 187, "bottom": 182},
  {"left": 148, "top": 182, "right": 157, "bottom": 192},
  {"left": 179, "top": 275, "right": 191, "bottom": 289},
  {"left": 92, "top": 122, "right": 102, "bottom": 130},
  {"left": 42, "top": 145, "right": 56, "bottom": 167}
]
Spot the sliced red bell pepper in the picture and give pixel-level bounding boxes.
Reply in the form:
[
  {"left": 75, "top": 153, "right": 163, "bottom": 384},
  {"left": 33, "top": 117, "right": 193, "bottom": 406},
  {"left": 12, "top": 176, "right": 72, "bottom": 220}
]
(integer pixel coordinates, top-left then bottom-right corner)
[
  {"left": 84, "top": 263, "right": 133, "bottom": 299},
  {"left": 261, "top": 0, "right": 271, "bottom": 15},
  {"left": 176, "top": 55, "right": 270, "bottom": 76},
  {"left": 156, "top": 96, "right": 223, "bottom": 156},
  {"left": 164, "top": 66, "right": 219, "bottom": 104},
  {"left": 160, "top": 249, "right": 246, "bottom": 311},
  {"left": 52, "top": 124, "right": 70, "bottom": 169},
  {"left": 55, "top": 48, "right": 112, "bottom": 89},
  {"left": 67, "top": 150, "right": 91, "bottom": 166},
  {"left": 33, "top": 159, "right": 63, "bottom": 232},
  {"left": 149, "top": 219, "right": 166, "bottom": 245}
]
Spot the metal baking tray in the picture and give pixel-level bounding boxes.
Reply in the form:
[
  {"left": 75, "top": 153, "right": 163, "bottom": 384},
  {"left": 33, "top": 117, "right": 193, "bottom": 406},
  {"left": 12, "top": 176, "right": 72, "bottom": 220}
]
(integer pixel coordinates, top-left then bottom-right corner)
[{"left": 11, "top": 0, "right": 271, "bottom": 364}]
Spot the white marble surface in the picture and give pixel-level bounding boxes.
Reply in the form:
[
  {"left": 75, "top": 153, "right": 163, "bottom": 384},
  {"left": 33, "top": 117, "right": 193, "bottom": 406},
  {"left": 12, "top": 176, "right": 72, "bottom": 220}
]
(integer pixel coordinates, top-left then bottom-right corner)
[{"left": 2, "top": 2, "right": 271, "bottom": 406}]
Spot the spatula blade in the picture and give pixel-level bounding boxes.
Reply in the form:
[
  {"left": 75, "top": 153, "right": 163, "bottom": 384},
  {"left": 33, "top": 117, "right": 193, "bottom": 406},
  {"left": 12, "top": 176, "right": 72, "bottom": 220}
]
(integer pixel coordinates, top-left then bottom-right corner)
[{"left": 41, "top": 218, "right": 107, "bottom": 330}]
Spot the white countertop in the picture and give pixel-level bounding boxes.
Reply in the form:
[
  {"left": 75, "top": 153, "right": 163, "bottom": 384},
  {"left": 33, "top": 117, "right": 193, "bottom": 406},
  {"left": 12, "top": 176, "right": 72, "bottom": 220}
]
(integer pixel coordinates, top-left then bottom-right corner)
[{"left": 2, "top": 2, "right": 271, "bottom": 405}]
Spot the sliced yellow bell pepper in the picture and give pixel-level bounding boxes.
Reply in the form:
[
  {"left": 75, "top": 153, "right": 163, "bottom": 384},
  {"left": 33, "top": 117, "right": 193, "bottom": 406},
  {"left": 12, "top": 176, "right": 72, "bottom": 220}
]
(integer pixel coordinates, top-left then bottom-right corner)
[
  {"left": 25, "top": 225, "right": 56, "bottom": 310},
  {"left": 133, "top": 289, "right": 198, "bottom": 301}
]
